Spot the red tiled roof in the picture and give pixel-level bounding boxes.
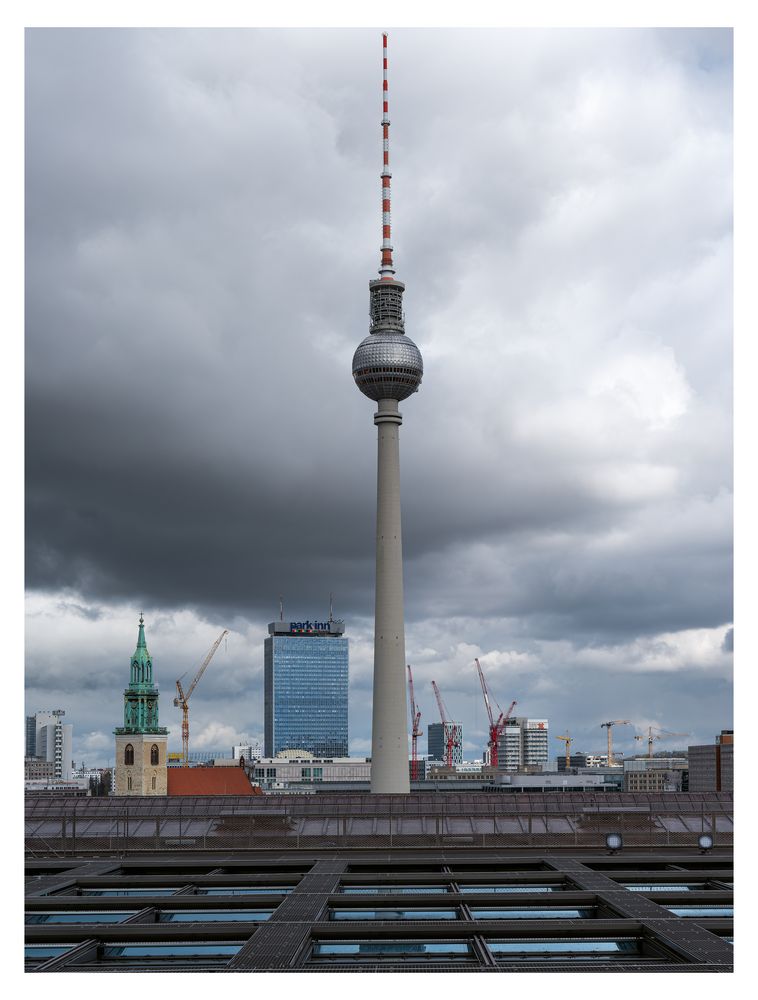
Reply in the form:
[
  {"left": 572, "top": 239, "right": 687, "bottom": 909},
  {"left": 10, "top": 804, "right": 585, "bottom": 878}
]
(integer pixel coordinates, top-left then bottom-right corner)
[{"left": 167, "top": 766, "right": 262, "bottom": 796}]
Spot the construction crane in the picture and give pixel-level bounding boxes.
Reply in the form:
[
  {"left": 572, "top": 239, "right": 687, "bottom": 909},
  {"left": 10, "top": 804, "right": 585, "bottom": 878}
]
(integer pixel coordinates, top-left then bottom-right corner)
[
  {"left": 407, "top": 664, "right": 423, "bottom": 782},
  {"left": 431, "top": 680, "right": 461, "bottom": 769},
  {"left": 556, "top": 732, "right": 573, "bottom": 768},
  {"left": 601, "top": 720, "right": 631, "bottom": 767},
  {"left": 474, "top": 657, "right": 517, "bottom": 768},
  {"left": 173, "top": 629, "right": 229, "bottom": 766},
  {"left": 634, "top": 726, "right": 690, "bottom": 759}
]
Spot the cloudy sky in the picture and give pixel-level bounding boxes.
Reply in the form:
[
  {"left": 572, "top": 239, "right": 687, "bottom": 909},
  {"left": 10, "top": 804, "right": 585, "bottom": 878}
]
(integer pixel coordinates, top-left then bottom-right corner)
[{"left": 24, "top": 26, "right": 733, "bottom": 769}]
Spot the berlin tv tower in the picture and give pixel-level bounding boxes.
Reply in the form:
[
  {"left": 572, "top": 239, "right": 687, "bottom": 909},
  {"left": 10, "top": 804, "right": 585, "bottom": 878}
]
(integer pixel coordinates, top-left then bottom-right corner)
[{"left": 352, "top": 33, "right": 423, "bottom": 794}]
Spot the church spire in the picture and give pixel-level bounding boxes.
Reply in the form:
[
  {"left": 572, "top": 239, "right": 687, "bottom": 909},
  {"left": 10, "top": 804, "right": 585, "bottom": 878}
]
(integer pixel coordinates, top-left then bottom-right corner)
[
  {"left": 116, "top": 613, "right": 167, "bottom": 734},
  {"left": 136, "top": 612, "right": 146, "bottom": 649}
]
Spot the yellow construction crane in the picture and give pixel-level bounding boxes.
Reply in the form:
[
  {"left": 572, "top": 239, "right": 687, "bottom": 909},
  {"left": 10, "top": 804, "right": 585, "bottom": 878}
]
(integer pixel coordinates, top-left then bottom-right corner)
[
  {"left": 173, "top": 629, "right": 229, "bottom": 766},
  {"left": 634, "top": 725, "right": 689, "bottom": 759},
  {"left": 600, "top": 720, "right": 631, "bottom": 767},
  {"left": 556, "top": 732, "right": 573, "bottom": 768}
]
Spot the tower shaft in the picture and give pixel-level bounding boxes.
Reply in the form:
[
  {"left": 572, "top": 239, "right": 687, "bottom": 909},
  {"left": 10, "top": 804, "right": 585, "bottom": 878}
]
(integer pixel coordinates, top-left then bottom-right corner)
[
  {"left": 353, "top": 33, "right": 422, "bottom": 794},
  {"left": 370, "top": 398, "right": 410, "bottom": 792}
]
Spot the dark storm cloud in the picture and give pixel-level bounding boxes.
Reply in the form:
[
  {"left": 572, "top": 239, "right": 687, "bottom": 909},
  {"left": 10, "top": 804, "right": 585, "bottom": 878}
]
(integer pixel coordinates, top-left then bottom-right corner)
[{"left": 25, "top": 28, "right": 732, "bottom": 762}]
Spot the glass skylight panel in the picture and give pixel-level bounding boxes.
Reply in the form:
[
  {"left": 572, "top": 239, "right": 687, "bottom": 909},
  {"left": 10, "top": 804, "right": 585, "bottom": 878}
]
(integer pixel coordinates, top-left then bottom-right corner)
[
  {"left": 341, "top": 885, "right": 449, "bottom": 894},
  {"left": 158, "top": 910, "right": 274, "bottom": 922},
  {"left": 194, "top": 886, "right": 292, "bottom": 895},
  {"left": 470, "top": 908, "right": 593, "bottom": 920},
  {"left": 79, "top": 887, "right": 181, "bottom": 896},
  {"left": 24, "top": 945, "right": 74, "bottom": 961},
  {"left": 26, "top": 911, "right": 135, "bottom": 924},
  {"left": 488, "top": 939, "right": 642, "bottom": 959},
  {"left": 666, "top": 906, "right": 733, "bottom": 917},
  {"left": 101, "top": 942, "right": 244, "bottom": 961},
  {"left": 458, "top": 885, "right": 559, "bottom": 894},
  {"left": 330, "top": 908, "right": 458, "bottom": 920},
  {"left": 312, "top": 940, "right": 471, "bottom": 959},
  {"left": 623, "top": 884, "right": 700, "bottom": 892}
]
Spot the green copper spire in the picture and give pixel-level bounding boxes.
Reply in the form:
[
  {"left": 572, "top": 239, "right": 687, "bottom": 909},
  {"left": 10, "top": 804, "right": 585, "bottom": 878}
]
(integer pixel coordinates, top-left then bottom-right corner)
[
  {"left": 136, "top": 612, "right": 146, "bottom": 648},
  {"left": 115, "top": 614, "right": 168, "bottom": 737}
]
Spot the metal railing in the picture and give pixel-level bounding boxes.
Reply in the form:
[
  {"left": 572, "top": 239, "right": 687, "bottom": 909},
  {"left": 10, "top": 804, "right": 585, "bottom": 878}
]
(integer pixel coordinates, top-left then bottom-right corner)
[{"left": 25, "top": 793, "right": 733, "bottom": 856}]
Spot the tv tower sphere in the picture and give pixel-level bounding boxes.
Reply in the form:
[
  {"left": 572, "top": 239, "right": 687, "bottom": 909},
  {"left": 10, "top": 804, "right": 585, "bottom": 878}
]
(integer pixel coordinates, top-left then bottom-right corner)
[
  {"left": 353, "top": 34, "right": 422, "bottom": 795},
  {"left": 352, "top": 320, "right": 424, "bottom": 401}
]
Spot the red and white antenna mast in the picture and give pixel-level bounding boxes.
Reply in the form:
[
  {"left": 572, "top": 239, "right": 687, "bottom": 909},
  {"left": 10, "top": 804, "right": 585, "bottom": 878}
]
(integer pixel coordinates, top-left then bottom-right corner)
[{"left": 379, "top": 32, "right": 395, "bottom": 280}]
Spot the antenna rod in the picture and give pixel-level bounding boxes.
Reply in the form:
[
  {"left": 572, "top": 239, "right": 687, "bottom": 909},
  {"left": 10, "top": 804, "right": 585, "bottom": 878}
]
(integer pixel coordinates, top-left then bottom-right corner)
[
  {"left": 279, "top": 595, "right": 284, "bottom": 622},
  {"left": 379, "top": 32, "right": 395, "bottom": 279}
]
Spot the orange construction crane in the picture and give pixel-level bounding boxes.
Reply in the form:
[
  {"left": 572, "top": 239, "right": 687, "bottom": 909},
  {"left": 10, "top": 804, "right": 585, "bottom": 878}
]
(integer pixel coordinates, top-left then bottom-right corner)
[
  {"left": 431, "top": 679, "right": 461, "bottom": 768},
  {"left": 600, "top": 720, "right": 631, "bottom": 767},
  {"left": 556, "top": 732, "right": 573, "bottom": 768},
  {"left": 173, "top": 629, "right": 229, "bottom": 766},
  {"left": 634, "top": 726, "right": 690, "bottom": 759},
  {"left": 474, "top": 657, "right": 517, "bottom": 768},
  {"left": 407, "top": 664, "right": 423, "bottom": 782}
]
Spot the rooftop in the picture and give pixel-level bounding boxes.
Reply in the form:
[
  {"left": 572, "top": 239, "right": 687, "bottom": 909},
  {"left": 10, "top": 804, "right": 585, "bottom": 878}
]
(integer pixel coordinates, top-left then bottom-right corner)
[{"left": 166, "top": 766, "right": 261, "bottom": 797}]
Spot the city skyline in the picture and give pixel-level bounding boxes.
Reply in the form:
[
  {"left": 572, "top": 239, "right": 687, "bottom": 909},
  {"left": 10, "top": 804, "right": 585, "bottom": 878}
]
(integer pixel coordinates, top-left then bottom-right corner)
[{"left": 25, "top": 28, "right": 732, "bottom": 769}]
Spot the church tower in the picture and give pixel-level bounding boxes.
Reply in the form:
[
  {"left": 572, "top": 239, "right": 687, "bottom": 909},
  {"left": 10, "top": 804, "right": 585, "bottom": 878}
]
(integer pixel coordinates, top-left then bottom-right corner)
[{"left": 114, "top": 615, "right": 168, "bottom": 795}]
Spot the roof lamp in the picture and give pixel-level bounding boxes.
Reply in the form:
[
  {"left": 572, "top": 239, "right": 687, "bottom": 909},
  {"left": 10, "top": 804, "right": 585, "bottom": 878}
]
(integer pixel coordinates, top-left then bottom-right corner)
[{"left": 605, "top": 832, "right": 623, "bottom": 853}]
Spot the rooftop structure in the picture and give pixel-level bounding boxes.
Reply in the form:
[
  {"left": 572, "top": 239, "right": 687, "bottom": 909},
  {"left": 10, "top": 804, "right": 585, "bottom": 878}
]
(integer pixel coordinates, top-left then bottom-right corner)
[
  {"left": 352, "top": 34, "right": 423, "bottom": 794},
  {"left": 25, "top": 791, "right": 733, "bottom": 972},
  {"left": 166, "top": 765, "right": 262, "bottom": 796}
]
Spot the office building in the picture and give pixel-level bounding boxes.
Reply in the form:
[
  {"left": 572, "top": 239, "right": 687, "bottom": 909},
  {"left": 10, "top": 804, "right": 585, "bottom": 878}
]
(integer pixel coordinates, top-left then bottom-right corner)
[
  {"left": 264, "top": 619, "right": 348, "bottom": 758},
  {"left": 624, "top": 757, "right": 689, "bottom": 792},
  {"left": 251, "top": 756, "right": 371, "bottom": 790},
  {"left": 427, "top": 722, "right": 464, "bottom": 765},
  {"left": 557, "top": 753, "right": 588, "bottom": 771},
  {"left": 351, "top": 34, "right": 423, "bottom": 793},
  {"left": 33, "top": 710, "right": 73, "bottom": 781},
  {"left": 24, "top": 758, "right": 56, "bottom": 781},
  {"left": 233, "top": 741, "right": 262, "bottom": 763},
  {"left": 688, "top": 730, "right": 733, "bottom": 792},
  {"left": 497, "top": 718, "right": 549, "bottom": 771},
  {"left": 114, "top": 615, "right": 168, "bottom": 795},
  {"left": 25, "top": 715, "right": 37, "bottom": 757}
]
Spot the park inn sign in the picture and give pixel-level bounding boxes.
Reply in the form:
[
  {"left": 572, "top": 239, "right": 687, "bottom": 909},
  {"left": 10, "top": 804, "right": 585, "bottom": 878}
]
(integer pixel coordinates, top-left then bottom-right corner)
[{"left": 290, "top": 621, "right": 330, "bottom": 633}]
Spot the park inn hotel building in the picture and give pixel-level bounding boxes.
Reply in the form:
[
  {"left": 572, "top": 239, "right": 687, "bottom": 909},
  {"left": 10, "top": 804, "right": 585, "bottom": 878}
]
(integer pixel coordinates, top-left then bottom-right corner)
[{"left": 264, "top": 619, "right": 348, "bottom": 758}]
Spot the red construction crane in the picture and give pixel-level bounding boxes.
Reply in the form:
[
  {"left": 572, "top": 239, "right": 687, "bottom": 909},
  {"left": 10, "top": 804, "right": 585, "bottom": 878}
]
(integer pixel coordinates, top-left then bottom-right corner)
[
  {"left": 407, "top": 664, "right": 423, "bottom": 782},
  {"left": 431, "top": 679, "right": 461, "bottom": 768},
  {"left": 474, "top": 657, "right": 517, "bottom": 767},
  {"left": 173, "top": 629, "right": 229, "bottom": 766}
]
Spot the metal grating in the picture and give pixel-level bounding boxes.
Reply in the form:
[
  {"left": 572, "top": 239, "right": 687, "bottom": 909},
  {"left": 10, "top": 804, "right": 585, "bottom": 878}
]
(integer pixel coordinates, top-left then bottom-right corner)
[{"left": 226, "top": 860, "right": 347, "bottom": 970}]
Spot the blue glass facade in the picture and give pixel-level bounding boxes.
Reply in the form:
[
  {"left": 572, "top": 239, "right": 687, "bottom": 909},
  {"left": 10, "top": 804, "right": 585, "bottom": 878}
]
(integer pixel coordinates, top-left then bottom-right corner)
[{"left": 264, "top": 625, "right": 349, "bottom": 758}]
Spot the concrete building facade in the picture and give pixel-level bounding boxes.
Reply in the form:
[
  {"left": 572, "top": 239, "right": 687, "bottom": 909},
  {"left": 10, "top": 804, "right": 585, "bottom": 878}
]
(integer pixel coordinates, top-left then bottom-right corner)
[
  {"left": 497, "top": 718, "right": 549, "bottom": 771},
  {"left": 688, "top": 730, "right": 733, "bottom": 792},
  {"left": 251, "top": 756, "right": 371, "bottom": 790},
  {"left": 233, "top": 742, "right": 263, "bottom": 763},
  {"left": 35, "top": 712, "right": 73, "bottom": 781},
  {"left": 623, "top": 757, "right": 689, "bottom": 792}
]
